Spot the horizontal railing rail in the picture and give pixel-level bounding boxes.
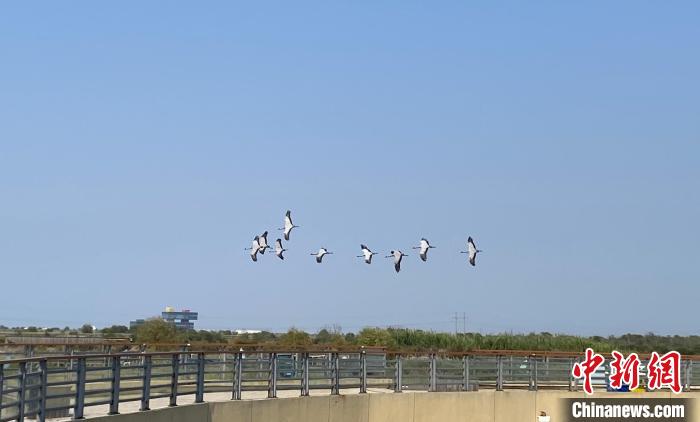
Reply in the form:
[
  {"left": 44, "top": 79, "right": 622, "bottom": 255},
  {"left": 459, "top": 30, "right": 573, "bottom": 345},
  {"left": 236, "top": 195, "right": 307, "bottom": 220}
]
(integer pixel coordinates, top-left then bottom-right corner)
[{"left": 0, "top": 350, "right": 698, "bottom": 422}]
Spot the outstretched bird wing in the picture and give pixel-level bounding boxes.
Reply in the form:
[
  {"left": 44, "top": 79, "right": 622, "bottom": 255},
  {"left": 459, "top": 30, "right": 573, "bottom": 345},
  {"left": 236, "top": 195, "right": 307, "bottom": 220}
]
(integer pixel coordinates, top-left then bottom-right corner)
[
  {"left": 467, "top": 237, "right": 477, "bottom": 266},
  {"left": 419, "top": 239, "right": 430, "bottom": 261},
  {"left": 275, "top": 239, "right": 285, "bottom": 259},
  {"left": 283, "top": 211, "right": 295, "bottom": 240},
  {"left": 250, "top": 240, "right": 259, "bottom": 262}
]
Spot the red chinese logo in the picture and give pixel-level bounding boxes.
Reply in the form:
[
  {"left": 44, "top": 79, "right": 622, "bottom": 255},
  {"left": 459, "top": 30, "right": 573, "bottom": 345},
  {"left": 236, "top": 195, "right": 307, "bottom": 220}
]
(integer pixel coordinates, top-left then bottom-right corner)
[
  {"left": 572, "top": 348, "right": 605, "bottom": 394},
  {"left": 572, "top": 348, "right": 683, "bottom": 394},
  {"left": 609, "top": 351, "right": 640, "bottom": 390},
  {"left": 647, "top": 351, "right": 682, "bottom": 393}
]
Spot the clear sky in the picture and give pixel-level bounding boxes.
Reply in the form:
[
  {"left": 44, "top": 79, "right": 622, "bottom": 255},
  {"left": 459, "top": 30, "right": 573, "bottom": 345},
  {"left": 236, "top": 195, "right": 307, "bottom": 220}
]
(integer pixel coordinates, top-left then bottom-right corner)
[{"left": 1, "top": 2, "right": 698, "bottom": 336}]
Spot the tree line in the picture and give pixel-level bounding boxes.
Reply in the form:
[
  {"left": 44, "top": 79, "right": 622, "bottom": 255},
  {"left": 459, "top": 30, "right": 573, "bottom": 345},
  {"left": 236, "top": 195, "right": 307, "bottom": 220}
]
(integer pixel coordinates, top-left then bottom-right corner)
[
  {"left": 5, "top": 321, "right": 700, "bottom": 354},
  {"left": 129, "top": 321, "right": 700, "bottom": 355}
]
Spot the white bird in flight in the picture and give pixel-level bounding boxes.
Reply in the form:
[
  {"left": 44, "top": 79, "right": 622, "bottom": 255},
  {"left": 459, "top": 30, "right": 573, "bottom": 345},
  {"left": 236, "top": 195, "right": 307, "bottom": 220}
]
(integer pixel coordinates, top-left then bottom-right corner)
[
  {"left": 386, "top": 250, "right": 407, "bottom": 273},
  {"left": 460, "top": 236, "right": 482, "bottom": 266},
  {"left": 278, "top": 210, "right": 299, "bottom": 241},
  {"left": 245, "top": 236, "right": 261, "bottom": 262},
  {"left": 413, "top": 238, "right": 435, "bottom": 262},
  {"left": 311, "top": 248, "right": 333, "bottom": 263},
  {"left": 357, "top": 244, "right": 377, "bottom": 264},
  {"left": 274, "top": 239, "right": 286, "bottom": 260},
  {"left": 258, "top": 231, "right": 270, "bottom": 254}
]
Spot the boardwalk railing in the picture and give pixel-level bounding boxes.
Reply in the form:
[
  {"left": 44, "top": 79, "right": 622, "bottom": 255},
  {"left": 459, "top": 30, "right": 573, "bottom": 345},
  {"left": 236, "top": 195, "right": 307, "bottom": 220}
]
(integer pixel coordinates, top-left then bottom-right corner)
[{"left": 1, "top": 350, "right": 698, "bottom": 421}]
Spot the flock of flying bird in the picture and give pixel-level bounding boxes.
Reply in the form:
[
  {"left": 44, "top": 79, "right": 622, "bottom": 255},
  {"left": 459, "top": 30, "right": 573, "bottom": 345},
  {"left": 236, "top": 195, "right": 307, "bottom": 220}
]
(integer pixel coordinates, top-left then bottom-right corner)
[{"left": 246, "top": 210, "right": 482, "bottom": 273}]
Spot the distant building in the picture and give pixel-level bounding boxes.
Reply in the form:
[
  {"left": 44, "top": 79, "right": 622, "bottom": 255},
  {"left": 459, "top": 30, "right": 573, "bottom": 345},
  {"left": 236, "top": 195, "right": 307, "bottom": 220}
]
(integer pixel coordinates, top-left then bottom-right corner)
[
  {"left": 162, "top": 307, "right": 198, "bottom": 330},
  {"left": 235, "top": 329, "right": 262, "bottom": 335},
  {"left": 129, "top": 307, "right": 199, "bottom": 331}
]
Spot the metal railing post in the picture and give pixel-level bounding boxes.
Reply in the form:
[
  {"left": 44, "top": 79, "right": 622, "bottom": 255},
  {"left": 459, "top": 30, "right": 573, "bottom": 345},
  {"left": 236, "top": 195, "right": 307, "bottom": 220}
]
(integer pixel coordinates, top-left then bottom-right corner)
[
  {"left": 268, "top": 353, "right": 277, "bottom": 399},
  {"left": 301, "top": 353, "right": 310, "bottom": 396},
  {"left": 221, "top": 352, "right": 226, "bottom": 382},
  {"left": 330, "top": 353, "right": 340, "bottom": 395},
  {"left": 74, "top": 358, "right": 86, "bottom": 419},
  {"left": 533, "top": 358, "right": 538, "bottom": 391},
  {"left": 232, "top": 351, "right": 243, "bottom": 400},
  {"left": 496, "top": 356, "right": 503, "bottom": 391},
  {"left": 195, "top": 353, "right": 205, "bottom": 403},
  {"left": 429, "top": 354, "right": 437, "bottom": 392},
  {"left": 0, "top": 365, "right": 4, "bottom": 420},
  {"left": 170, "top": 354, "right": 180, "bottom": 406},
  {"left": 569, "top": 358, "right": 576, "bottom": 391},
  {"left": 109, "top": 356, "right": 121, "bottom": 415},
  {"left": 462, "top": 355, "right": 470, "bottom": 391},
  {"left": 394, "top": 355, "right": 403, "bottom": 393},
  {"left": 38, "top": 359, "right": 48, "bottom": 422},
  {"left": 687, "top": 360, "right": 693, "bottom": 390},
  {"left": 140, "top": 355, "right": 152, "bottom": 411},
  {"left": 360, "top": 351, "right": 367, "bottom": 393},
  {"left": 17, "top": 361, "right": 27, "bottom": 422}
]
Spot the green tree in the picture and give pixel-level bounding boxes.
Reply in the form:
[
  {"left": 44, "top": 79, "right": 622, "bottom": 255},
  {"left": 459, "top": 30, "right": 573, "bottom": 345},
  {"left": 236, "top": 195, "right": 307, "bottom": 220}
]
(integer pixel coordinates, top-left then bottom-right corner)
[
  {"left": 357, "top": 328, "right": 396, "bottom": 348},
  {"left": 314, "top": 328, "right": 346, "bottom": 346},
  {"left": 252, "top": 331, "right": 277, "bottom": 343},
  {"left": 101, "top": 325, "right": 129, "bottom": 336},
  {"left": 135, "top": 319, "right": 181, "bottom": 343},
  {"left": 278, "top": 328, "right": 312, "bottom": 346},
  {"left": 184, "top": 330, "right": 227, "bottom": 343}
]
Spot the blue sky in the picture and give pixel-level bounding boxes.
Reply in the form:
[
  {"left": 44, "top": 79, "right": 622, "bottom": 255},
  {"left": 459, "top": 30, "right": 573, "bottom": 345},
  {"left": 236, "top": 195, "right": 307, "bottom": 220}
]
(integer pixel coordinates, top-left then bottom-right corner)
[{"left": 0, "top": 2, "right": 698, "bottom": 335}]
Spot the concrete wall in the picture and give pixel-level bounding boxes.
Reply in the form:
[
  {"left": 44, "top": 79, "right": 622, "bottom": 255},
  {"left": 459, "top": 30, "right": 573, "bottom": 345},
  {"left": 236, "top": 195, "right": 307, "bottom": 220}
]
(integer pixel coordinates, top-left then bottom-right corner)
[{"left": 85, "top": 390, "right": 700, "bottom": 422}]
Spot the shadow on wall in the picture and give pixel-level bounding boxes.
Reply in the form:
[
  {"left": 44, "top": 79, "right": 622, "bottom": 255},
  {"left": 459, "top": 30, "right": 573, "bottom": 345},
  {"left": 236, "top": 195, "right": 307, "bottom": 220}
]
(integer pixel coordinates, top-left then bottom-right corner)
[{"left": 84, "top": 390, "right": 683, "bottom": 422}]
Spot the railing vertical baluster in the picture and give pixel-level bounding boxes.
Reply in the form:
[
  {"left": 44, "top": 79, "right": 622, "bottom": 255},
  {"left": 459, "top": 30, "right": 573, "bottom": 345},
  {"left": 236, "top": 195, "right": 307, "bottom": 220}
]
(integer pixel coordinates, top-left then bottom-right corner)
[
  {"left": 360, "top": 351, "right": 367, "bottom": 394},
  {"left": 330, "top": 353, "right": 340, "bottom": 395},
  {"left": 17, "top": 361, "right": 27, "bottom": 422},
  {"left": 38, "top": 359, "right": 48, "bottom": 422},
  {"left": 301, "top": 353, "right": 310, "bottom": 397},
  {"left": 221, "top": 352, "right": 226, "bottom": 382},
  {"left": 74, "top": 358, "right": 86, "bottom": 419},
  {"left": 267, "top": 353, "right": 277, "bottom": 399},
  {"left": 233, "top": 351, "right": 243, "bottom": 400},
  {"left": 528, "top": 356, "right": 538, "bottom": 391},
  {"left": 430, "top": 354, "right": 438, "bottom": 392},
  {"left": 0, "top": 364, "right": 4, "bottom": 420},
  {"left": 569, "top": 358, "right": 576, "bottom": 391},
  {"left": 394, "top": 355, "right": 402, "bottom": 393},
  {"left": 462, "top": 355, "right": 469, "bottom": 391},
  {"left": 195, "top": 353, "right": 205, "bottom": 403},
  {"left": 688, "top": 360, "right": 694, "bottom": 390},
  {"left": 170, "top": 354, "right": 179, "bottom": 407},
  {"left": 140, "top": 355, "right": 152, "bottom": 411},
  {"left": 533, "top": 358, "right": 538, "bottom": 391},
  {"left": 110, "top": 356, "right": 121, "bottom": 415},
  {"left": 496, "top": 356, "right": 503, "bottom": 391},
  {"left": 528, "top": 357, "right": 534, "bottom": 390}
]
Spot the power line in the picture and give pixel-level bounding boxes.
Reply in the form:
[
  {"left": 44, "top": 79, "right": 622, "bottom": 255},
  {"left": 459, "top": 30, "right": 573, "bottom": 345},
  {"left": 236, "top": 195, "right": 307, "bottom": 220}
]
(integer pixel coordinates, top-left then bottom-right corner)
[{"left": 452, "top": 312, "right": 467, "bottom": 334}]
